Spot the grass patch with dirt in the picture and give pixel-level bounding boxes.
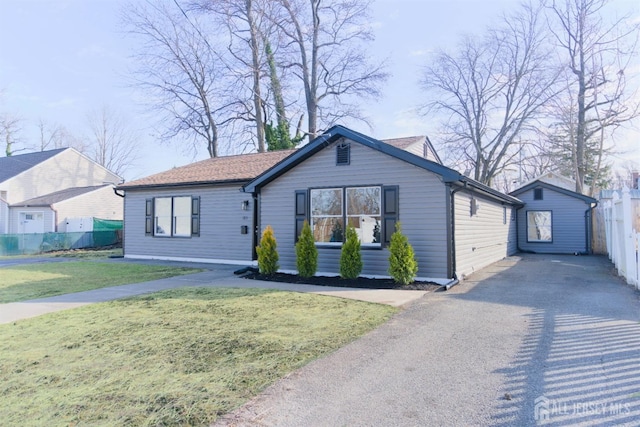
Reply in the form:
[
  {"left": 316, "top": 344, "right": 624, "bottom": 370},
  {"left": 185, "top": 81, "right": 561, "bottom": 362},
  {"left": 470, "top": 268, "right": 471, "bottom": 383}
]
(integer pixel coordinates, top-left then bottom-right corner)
[
  {"left": 0, "top": 261, "right": 200, "bottom": 303},
  {"left": 0, "top": 287, "right": 396, "bottom": 426}
]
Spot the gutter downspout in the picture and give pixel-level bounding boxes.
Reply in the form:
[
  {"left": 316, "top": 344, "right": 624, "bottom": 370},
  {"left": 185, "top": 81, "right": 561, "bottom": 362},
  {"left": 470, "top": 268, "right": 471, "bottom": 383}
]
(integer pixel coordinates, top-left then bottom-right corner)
[
  {"left": 584, "top": 201, "right": 598, "bottom": 254},
  {"left": 445, "top": 181, "right": 468, "bottom": 290}
]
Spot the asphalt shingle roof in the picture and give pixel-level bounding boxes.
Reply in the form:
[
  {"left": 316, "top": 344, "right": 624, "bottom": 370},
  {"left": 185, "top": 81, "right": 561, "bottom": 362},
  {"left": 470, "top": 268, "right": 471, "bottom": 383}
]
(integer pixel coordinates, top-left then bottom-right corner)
[
  {"left": 118, "top": 135, "right": 431, "bottom": 190},
  {"left": 119, "top": 150, "right": 296, "bottom": 189},
  {"left": 0, "top": 148, "right": 67, "bottom": 183},
  {"left": 11, "top": 185, "right": 109, "bottom": 207}
]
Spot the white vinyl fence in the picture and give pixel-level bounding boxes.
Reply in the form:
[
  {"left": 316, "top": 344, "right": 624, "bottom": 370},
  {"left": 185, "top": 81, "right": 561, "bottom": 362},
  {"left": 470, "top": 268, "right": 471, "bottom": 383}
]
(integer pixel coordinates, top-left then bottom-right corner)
[{"left": 602, "top": 187, "right": 639, "bottom": 289}]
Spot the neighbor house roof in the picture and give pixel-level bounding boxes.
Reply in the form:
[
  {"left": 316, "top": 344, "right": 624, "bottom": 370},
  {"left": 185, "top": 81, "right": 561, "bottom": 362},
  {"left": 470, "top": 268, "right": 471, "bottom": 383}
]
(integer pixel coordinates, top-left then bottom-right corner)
[
  {"left": 10, "top": 185, "right": 110, "bottom": 207},
  {"left": 119, "top": 150, "right": 296, "bottom": 190},
  {"left": 0, "top": 148, "right": 67, "bottom": 183},
  {"left": 243, "top": 125, "right": 522, "bottom": 205},
  {"left": 383, "top": 135, "right": 443, "bottom": 164},
  {"left": 515, "top": 171, "right": 590, "bottom": 193},
  {"left": 510, "top": 180, "right": 597, "bottom": 204}
]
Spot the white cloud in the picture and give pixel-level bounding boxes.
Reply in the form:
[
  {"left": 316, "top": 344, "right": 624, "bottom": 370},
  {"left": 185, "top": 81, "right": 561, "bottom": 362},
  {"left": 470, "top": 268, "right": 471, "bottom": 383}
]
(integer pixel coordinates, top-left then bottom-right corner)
[
  {"left": 409, "top": 49, "right": 431, "bottom": 57},
  {"left": 46, "top": 97, "right": 76, "bottom": 108}
]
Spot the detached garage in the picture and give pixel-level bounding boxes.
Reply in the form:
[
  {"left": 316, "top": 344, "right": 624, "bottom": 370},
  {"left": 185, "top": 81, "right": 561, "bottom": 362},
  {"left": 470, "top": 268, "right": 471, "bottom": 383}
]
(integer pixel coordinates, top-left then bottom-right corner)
[{"left": 510, "top": 181, "right": 597, "bottom": 254}]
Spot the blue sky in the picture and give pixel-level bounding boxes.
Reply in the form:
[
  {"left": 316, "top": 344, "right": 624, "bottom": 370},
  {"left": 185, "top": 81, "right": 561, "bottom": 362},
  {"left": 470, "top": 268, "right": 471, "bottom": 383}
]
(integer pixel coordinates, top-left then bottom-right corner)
[{"left": 1, "top": 0, "right": 638, "bottom": 181}]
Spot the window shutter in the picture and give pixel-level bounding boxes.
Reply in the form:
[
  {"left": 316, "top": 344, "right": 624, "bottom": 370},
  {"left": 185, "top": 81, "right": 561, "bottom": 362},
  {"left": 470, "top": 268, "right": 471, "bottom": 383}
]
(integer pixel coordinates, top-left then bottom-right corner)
[
  {"left": 145, "top": 198, "right": 153, "bottom": 236},
  {"left": 382, "top": 186, "right": 399, "bottom": 246},
  {"left": 295, "top": 190, "right": 308, "bottom": 241},
  {"left": 191, "top": 196, "right": 200, "bottom": 236}
]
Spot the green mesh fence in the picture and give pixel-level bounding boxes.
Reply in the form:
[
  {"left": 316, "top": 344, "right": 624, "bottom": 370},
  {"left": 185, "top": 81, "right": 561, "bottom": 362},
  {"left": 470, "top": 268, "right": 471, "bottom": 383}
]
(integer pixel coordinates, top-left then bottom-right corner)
[{"left": 0, "top": 231, "right": 121, "bottom": 256}]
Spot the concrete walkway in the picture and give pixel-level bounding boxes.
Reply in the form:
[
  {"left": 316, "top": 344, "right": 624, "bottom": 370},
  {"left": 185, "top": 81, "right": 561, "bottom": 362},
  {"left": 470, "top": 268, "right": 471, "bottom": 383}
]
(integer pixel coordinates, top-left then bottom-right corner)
[
  {"left": 0, "top": 261, "right": 427, "bottom": 324},
  {"left": 216, "top": 254, "right": 640, "bottom": 426}
]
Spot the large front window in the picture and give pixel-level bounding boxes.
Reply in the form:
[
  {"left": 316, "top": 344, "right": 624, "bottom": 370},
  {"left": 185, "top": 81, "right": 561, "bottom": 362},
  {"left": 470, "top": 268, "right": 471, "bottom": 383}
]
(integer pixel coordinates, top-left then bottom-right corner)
[
  {"left": 154, "top": 196, "right": 194, "bottom": 237},
  {"left": 310, "top": 186, "right": 381, "bottom": 246},
  {"left": 527, "top": 210, "right": 552, "bottom": 242}
]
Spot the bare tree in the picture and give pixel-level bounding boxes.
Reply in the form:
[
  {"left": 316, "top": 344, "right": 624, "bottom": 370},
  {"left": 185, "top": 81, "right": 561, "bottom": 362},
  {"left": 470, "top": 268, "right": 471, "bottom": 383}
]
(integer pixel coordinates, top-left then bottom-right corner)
[
  {"left": 194, "top": 0, "right": 270, "bottom": 152},
  {"left": 37, "top": 119, "right": 69, "bottom": 151},
  {"left": 0, "top": 114, "right": 25, "bottom": 157},
  {"left": 548, "top": 0, "right": 639, "bottom": 194},
  {"left": 124, "top": 0, "right": 226, "bottom": 158},
  {"left": 421, "top": 2, "right": 559, "bottom": 186},
  {"left": 86, "top": 106, "right": 138, "bottom": 177},
  {"left": 272, "top": 0, "right": 387, "bottom": 139}
]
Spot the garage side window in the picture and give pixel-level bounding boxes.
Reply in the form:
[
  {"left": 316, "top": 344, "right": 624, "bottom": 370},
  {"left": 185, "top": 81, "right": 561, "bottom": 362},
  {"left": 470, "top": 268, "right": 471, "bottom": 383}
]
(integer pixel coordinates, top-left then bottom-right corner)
[
  {"left": 147, "top": 196, "right": 200, "bottom": 237},
  {"left": 527, "top": 210, "right": 552, "bottom": 242}
]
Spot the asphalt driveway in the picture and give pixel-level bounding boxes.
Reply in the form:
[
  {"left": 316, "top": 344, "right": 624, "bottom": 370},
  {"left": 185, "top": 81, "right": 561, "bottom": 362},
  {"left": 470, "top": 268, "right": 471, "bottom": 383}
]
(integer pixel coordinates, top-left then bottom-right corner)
[{"left": 217, "top": 254, "right": 640, "bottom": 426}]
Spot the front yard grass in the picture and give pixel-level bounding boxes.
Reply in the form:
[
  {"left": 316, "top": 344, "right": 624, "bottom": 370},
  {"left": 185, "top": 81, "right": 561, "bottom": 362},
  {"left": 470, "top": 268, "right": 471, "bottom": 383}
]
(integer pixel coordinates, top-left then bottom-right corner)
[
  {"left": 0, "top": 262, "right": 200, "bottom": 303},
  {"left": 0, "top": 287, "right": 397, "bottom": 426}
]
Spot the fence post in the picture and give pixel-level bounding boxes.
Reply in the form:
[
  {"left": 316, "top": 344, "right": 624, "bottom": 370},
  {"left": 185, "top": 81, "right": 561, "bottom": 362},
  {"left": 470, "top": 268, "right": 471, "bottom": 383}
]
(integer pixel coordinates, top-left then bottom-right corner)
[{"left": 622, "top": 187, "right": 637, "bottom": 286}]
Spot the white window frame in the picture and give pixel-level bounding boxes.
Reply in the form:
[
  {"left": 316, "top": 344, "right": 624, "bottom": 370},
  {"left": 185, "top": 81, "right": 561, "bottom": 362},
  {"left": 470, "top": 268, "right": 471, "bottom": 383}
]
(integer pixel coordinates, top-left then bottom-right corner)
[
  {"left": 154, "top": 196, "right": 193, "bottom": 237},
  {"left": 310, "top": 186, "right": 382, "bottom": 247},
  {"left": 527, "top": 210, "right": 552, "bottom": 243}
]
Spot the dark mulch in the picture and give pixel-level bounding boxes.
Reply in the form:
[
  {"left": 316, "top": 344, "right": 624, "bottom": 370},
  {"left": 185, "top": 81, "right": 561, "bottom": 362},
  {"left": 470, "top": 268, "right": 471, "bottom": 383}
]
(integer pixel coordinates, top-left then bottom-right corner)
[{"left": 239, "top": 270, "right": 442, "bottom": 291}]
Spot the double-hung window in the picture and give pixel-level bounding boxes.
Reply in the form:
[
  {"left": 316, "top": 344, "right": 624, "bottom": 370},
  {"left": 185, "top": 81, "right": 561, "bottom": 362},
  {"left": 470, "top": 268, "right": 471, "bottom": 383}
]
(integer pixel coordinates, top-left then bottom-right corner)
[
  {"left": 309, "top": 186, "right": 383, "bottom": 247},
  {"left": 146, "top": 196, "right": 200, "bottom": 237}
]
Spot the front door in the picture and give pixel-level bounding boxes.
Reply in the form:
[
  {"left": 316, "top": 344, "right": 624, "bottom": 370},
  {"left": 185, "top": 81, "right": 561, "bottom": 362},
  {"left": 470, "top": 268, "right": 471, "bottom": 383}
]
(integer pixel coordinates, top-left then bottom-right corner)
[{"left": 19, "top": 212, "right": 44, "bottom": 234}]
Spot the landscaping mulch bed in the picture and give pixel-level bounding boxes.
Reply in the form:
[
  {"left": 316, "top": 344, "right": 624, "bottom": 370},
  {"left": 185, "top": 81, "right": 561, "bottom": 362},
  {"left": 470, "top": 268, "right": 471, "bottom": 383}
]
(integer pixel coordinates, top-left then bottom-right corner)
[{"left": 240, "top": 270, "right": 442, "bottom": 291}]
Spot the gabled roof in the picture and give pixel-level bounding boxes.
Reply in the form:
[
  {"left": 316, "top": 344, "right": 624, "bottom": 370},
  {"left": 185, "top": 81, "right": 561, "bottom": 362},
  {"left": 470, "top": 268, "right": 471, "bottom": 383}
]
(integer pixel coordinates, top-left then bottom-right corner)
[
  {"left": 10, "top": 185, "right": 111, "bottom": 207},
  {"left": 0, "top": 148, "right": 67, "bottom": 183},
  {"left": 509, "top": 180, "right": 597, "bottom": 204},
  {"left": 119, "top": 150, "right": 296, "bottom": 190},
  {"left": 243, "top": 125, "right": 522, "bottom": 205}
]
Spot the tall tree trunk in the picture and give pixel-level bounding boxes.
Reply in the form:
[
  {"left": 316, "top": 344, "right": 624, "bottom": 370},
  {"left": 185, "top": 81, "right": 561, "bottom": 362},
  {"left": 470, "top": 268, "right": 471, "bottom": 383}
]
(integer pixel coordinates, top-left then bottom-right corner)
[{"left": 246, "top": 0, "right": 265, "bottom": 152}]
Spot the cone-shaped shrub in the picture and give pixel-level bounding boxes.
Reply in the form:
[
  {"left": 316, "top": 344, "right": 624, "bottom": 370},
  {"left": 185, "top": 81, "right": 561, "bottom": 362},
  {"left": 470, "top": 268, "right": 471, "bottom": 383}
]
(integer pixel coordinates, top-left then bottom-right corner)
[
  {"left": 256, "top": 225, "right": 279, "bottom": 275},
  {"left": 388, "top": 222, "right": 418, "bottom": 285},
  {"left": 340, "top": 226, "right": 362, "bottom": 279},
  {"left": 296, "top": 220, "right": 318, "bottom": 278}
]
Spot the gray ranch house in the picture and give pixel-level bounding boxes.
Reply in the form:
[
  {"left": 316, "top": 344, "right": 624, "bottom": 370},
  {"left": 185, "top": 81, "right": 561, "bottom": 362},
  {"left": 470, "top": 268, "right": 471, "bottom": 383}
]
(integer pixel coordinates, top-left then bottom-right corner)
[
  {"left": 510, "top": 180, "right": 597, "bottom": 255},
  {"left": 120, "top": 126, "right": 522, "bottom": 284}
]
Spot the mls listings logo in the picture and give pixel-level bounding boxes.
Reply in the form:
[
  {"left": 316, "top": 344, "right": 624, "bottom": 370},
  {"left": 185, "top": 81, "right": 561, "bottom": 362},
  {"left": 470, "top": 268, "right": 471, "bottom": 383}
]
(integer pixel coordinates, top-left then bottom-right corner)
[{"left": 534, "top": 396, "right": 550, "bottom": 423}]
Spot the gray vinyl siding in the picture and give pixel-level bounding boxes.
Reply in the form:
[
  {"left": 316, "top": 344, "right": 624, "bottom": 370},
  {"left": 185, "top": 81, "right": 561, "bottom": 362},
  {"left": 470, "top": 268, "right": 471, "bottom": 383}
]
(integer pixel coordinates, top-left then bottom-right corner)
[
  {"left": 454, "top": 191, "right": 515, "bottom": 278},
  {"left": 258, "top": 139, "right": 449, "bottom": 279},
  {"left": 516, "top": 187, "right": 590, "bottom": 254},
  {"left": 507, "top": 207, "right": 518, "bottom": 255},
  {"left": 124, "top": 185, "right": 253, "bottom": 263}
]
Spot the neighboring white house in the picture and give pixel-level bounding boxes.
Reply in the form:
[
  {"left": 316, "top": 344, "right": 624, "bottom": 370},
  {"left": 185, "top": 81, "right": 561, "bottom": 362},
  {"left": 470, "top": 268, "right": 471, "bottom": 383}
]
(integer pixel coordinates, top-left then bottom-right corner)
[
  {"left": 9, "top": 185, "right": 123, "bottom": 234},
  {"left": 0, "top": 148, "right": 123, "bottom": 234}
]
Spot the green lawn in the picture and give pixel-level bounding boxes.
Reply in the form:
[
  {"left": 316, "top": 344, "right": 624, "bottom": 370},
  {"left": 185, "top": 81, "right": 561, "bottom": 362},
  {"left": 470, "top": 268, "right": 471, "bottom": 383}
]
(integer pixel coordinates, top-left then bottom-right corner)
[
  {"left": 0, "top": 261, "right": 200, "bottom": 303},
  {"left": 0, "top": 287, "right": 397, "bottom": 426}
]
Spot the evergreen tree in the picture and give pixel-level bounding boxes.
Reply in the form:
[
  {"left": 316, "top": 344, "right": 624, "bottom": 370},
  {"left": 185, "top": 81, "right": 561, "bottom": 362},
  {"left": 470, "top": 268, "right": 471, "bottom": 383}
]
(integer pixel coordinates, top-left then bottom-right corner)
[{"left": 340, "top": 226, "right": 362, "bottom": 279}]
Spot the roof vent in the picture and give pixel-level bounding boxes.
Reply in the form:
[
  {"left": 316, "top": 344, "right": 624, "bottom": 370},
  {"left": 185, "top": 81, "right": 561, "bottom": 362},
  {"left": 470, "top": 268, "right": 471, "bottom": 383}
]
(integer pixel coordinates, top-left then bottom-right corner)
[{"left": 336, "top": 143, "right": 350, "bottom": 165}]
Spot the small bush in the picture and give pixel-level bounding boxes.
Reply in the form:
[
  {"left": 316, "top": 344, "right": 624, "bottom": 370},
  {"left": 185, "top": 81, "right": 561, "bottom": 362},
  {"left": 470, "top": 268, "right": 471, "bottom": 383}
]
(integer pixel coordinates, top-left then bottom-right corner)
[
  {"left": 340, "top": 226, "right": 363, "bottom": 279},
  {"left": 388, "top": 222, "right": 418, "bottom": 286},
  {"left": 296, "top": 220, "right": 318, "bottom": 278},
  {"left": 256, "top": 225, "right": 279, "bottom": 275}
]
